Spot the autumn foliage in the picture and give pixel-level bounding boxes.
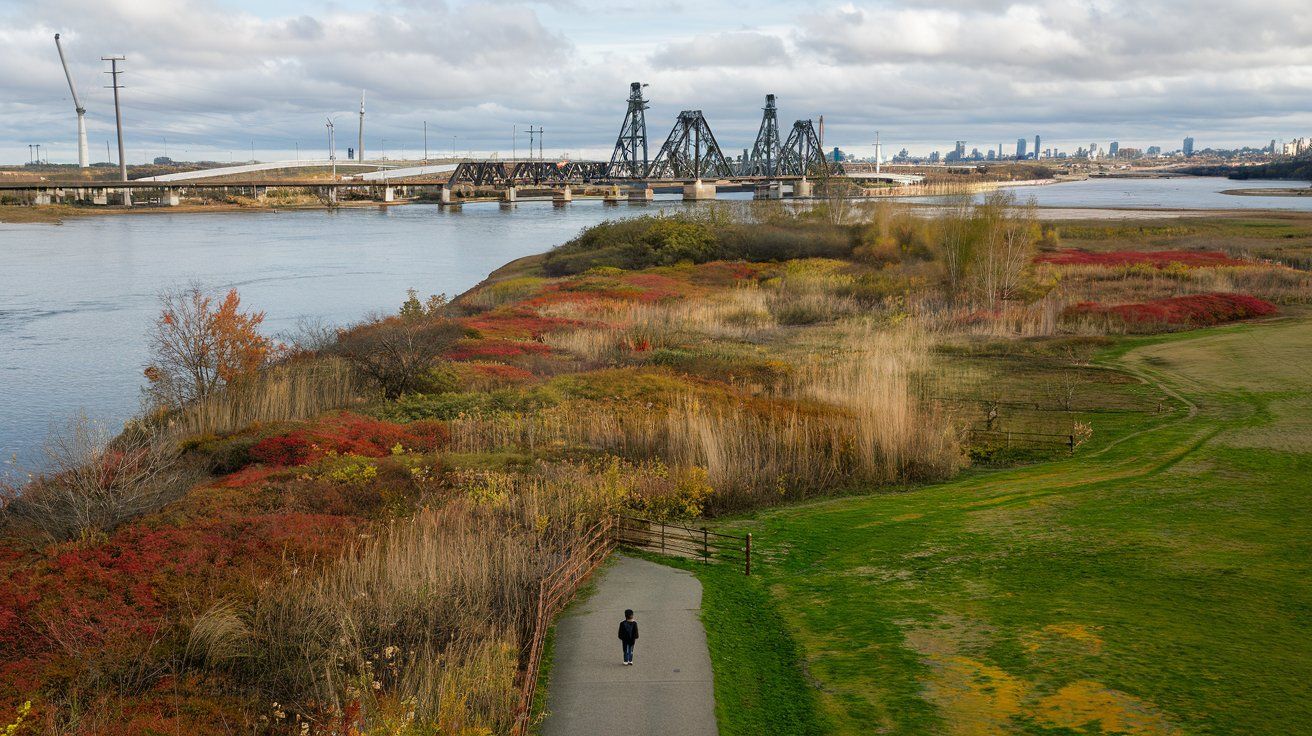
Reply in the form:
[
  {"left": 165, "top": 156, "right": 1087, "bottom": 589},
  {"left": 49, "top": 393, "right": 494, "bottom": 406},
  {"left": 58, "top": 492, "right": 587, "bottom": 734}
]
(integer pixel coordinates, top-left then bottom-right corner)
[
  {"left": 247, "top": 412, "right": 449, "bottom": 467},
  {"left": 145, "top": 286, "right": 273, "bottom": 408},
  {"left": 1064, "top": 292, "right": 1277, "bottom": 328},
  {"left": 1036, "top": 249, "right": 1247, "bottom": 268}
]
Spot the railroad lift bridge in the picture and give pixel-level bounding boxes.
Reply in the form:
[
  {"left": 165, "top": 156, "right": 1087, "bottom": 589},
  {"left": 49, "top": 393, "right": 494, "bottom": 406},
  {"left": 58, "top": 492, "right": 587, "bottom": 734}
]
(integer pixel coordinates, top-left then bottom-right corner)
[{"left": 445, "top": 82, "right": 842, "bottom": 202}]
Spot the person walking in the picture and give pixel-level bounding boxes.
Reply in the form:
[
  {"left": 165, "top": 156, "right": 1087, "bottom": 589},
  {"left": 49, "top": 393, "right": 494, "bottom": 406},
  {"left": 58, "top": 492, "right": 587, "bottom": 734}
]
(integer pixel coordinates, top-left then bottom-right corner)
[{"left": 618, "top": 609, "right": 639, "bottom": 665}]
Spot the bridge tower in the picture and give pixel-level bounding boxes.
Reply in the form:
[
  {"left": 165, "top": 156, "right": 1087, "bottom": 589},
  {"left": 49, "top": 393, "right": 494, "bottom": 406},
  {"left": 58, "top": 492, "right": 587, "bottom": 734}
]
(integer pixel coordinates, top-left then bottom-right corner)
[
  {"left": 740, "top": 94, "right": 782, "bottom": 176},
  {"left": 607, "top": 82, "right": 650, "bottom": 179},
  {"left": 649, "top": 110, "right": 734, "bottom": 180},
  {"left": 779, "top": 119, "right": 830, "bottom": 177}
]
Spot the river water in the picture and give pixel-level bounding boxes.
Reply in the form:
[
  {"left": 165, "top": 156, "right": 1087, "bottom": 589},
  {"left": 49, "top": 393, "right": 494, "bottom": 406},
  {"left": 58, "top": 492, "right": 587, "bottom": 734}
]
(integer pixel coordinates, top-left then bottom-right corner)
[{"left": 1, "top": 177, "right": 1309, "bottom": 467}]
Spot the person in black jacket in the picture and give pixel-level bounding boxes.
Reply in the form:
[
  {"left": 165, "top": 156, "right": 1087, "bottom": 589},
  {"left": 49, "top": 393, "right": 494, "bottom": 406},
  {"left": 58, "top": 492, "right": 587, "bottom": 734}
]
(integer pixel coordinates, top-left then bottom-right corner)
[{"left": 618, "top": 609, "right": 639, "bottom": 665}]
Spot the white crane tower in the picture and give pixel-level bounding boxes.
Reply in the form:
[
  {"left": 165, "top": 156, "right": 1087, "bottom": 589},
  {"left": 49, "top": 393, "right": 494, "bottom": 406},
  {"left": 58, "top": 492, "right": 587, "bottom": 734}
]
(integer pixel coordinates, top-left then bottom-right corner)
[{"left": 54, "top": 33, "right": 90, "bottom": 168}]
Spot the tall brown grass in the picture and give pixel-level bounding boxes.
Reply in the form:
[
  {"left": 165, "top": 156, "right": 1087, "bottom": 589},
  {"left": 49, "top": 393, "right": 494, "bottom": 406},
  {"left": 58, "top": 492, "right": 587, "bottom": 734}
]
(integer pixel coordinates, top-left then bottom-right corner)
[
  {"left": 161, "top": 357, "right": 371, "bottom": 441},
  {"left": 223, "top": 468, "right": 617, "bottom": 732}
]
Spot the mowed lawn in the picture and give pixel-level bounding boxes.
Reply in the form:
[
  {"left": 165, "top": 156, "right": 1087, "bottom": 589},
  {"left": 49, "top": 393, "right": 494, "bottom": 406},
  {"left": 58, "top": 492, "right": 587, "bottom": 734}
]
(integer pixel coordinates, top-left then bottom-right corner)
[{"left": 718, "top": 318, "right": 1312, "bottom": 735}]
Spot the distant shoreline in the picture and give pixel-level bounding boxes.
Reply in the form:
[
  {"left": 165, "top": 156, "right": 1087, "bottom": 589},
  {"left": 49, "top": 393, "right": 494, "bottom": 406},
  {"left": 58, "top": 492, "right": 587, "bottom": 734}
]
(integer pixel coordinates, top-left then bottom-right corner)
[{"left": 1222, "top": 187, "right": 1312, "bottom": 198}]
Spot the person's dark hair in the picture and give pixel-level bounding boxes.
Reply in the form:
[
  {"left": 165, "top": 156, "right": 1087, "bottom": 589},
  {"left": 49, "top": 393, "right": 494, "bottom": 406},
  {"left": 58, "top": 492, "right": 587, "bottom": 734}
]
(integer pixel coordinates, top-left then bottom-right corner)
[{"left": 624, "top": 609, "right": 634, "bottom": 619}]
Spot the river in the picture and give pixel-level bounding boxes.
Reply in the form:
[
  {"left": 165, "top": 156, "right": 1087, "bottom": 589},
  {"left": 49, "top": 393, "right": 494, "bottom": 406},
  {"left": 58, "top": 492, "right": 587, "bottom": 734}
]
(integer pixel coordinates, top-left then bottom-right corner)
[{"left": 2, "top": 177, "right": 1309, "bottom": 467}]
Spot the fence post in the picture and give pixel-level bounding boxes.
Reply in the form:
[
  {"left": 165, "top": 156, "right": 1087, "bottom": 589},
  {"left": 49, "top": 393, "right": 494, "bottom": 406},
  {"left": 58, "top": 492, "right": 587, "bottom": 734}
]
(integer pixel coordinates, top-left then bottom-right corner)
[
  {"left": 702, "top": 527, "right": 709, "bottom": 564},
  {"left": 661, "top": 521, "right": 666, "bottom": 554},
  {"left": 1068, "top": 433, "right": 1075, "bottom": 455},
  {"left": 745, "top": 533, "right": 751, "bottom": 576}
]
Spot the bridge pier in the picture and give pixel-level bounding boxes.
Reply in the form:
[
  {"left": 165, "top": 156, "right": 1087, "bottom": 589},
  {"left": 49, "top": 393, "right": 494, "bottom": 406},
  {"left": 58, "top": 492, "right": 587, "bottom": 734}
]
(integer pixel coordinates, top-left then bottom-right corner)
[
  {"left": 164, "top": 188, "right": 180, "bottom": 206},
  {"left": 500, "top": 186, "right": 518, "bottom": 209},
  {"left": 438, "top": 186, "right": 461, "bottom": 209},
  {"left": 603, "top": 186, "right": 624, "bottom": 205},
  {"left": 627, "top": 186, "right": 654, "bottom": 203},
  {"left": 754, "top": 182, "right": 783, "bottom": 200},
  {"left": 682, "top": 180, "right": 717, "bottom": 201},
  {"left": 792, "top": 178, "right": 813, "bottom": 198},
  {"left": 383, "top": 186, "right": 396, "bottom": 203},
  {"left": 553, "top": 186, "right": 572, "bottom": 207},
  {"left": 34, "top": 189, "right": 52, "bottom": 206}
]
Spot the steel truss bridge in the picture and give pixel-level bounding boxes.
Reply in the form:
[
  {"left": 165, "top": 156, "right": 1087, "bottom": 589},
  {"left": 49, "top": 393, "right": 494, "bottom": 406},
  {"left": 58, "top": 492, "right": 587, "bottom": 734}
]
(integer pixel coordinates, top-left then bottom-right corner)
[{"left": 448, "top": 82, "right": 841, "bottom": 186}]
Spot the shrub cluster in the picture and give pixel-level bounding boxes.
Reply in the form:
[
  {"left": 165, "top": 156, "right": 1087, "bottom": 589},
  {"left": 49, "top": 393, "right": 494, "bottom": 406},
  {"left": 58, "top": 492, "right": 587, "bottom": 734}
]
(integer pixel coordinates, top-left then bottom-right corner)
[
  {"left": 1064, "top": 292, "right": 1277, "bottom": 330},
  {"left": 542, "top": 215, "right": 857, "bottom": 275}
]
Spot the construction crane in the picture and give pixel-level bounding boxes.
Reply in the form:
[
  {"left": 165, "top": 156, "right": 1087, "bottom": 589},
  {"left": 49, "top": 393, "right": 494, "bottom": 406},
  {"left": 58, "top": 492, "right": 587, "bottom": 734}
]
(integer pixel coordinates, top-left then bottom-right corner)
[{"left": 54, "top": 33, "right": 90, "bottom": 168}]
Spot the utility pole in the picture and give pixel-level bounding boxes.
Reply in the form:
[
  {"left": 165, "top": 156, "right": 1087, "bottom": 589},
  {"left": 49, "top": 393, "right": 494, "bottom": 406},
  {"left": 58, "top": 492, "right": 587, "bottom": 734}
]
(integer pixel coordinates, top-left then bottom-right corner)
[
  {"left": 527, "top": 126, "right": 534, "bottom": 161},
  {"left": 326, "top": 118, "right": 337, "bottom": 203},
  {"left": 358, "top": 90, "right": 365, "bottom": 163},
  {"left": 875, "top": 131, "right": 881, "bottom": 175},
  {"left": 423, "top": 121, "right": 428, "bottom": 162},
  {"left": 102, "top": 55, "right": 127, "bottom": 182}
]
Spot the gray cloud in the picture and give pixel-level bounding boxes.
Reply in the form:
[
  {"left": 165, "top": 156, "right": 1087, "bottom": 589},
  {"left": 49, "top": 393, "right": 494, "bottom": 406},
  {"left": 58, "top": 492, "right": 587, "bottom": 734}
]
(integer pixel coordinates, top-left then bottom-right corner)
[
  {"left": 650, "top": 31, "right": 788, "bottom": 70},
  {"left": 3, "top": 0, "right": 1312, "bottom": 164}
]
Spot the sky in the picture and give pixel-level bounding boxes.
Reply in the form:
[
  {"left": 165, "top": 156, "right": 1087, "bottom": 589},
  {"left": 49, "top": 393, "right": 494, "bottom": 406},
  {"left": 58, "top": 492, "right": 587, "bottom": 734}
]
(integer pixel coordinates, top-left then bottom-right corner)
[{"left": 4, "top": 0, "right": 1312, "bottom": 165}]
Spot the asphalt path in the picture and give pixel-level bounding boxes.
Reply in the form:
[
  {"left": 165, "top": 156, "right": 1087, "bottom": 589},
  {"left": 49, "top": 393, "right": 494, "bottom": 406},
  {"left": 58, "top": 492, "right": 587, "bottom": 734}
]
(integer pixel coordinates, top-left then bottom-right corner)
[{"left": 542, "top": 554, "right": 718, "bottom": 736}]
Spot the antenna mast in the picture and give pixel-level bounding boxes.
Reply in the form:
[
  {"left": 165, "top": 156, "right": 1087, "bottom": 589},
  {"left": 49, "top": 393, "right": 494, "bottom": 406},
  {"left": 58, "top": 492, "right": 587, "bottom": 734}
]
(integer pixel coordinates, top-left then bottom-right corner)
[
  {"left": 358, "top": 91, "right": 365, "bottom": 163},
  {"left": 54, "top": 34, "right": 90, "bottom": 168}
]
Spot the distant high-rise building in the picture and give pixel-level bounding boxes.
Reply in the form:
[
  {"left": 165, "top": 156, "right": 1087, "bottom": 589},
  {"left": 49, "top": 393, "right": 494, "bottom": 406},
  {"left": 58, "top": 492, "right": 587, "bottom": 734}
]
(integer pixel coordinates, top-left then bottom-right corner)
[
  {"left": 1183, "top": 137, "right": 1195, "bottom": 156},
  {"left": 1016, "top": 137, "right": 1027, "bottom": 159},
  {"left": 1109, "top": 141, "right": 1120, "bottom": 157},
  {"left": 1034, "top": 135, "right": 1041, "bottom": 160},
  {"left": 1269, "top": 139, "right": 1277, "bottom": 154}
]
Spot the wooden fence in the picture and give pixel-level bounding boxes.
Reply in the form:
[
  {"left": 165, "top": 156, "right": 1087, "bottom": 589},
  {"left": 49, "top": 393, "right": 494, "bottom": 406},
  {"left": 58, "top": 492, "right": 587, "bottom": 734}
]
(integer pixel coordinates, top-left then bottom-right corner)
[
  {"left": 616, "top": 515, "right": 752, "bottom": 576},
  {"left": 510, "top": 515, "right": 616, "bottom": 736}
]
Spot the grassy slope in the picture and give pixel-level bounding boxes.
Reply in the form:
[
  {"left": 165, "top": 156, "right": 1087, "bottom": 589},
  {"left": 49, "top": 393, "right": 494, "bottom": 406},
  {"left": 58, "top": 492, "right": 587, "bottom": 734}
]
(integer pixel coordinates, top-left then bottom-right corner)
[
  {"left": 709, "top": 317, "right": 1312, "bottom": 735},
  {"left": 631, "top": 550, "right": 829, "bottom": 736}
]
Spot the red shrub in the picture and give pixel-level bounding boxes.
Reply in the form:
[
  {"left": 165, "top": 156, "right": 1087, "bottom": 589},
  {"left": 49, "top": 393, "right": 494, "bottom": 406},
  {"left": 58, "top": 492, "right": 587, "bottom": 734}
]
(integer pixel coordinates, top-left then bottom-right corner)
[
  {"left": 248, "top": 412, "right": 449, "bottom": 467},
  {"left": 1065, "top": 292, "right": 1277, "bottom": 328},
  {"left": 462, "top": 309, "right": 580, "bottom": 339},
  {"left": 444, "top": 338, "right": 552, "bottom": 362},
  {"left": 1036, "top": 249, "right": 1246, "bottom": 268},
  {"left": 690, "top": 261, "right": 764, "bottom": 286}
]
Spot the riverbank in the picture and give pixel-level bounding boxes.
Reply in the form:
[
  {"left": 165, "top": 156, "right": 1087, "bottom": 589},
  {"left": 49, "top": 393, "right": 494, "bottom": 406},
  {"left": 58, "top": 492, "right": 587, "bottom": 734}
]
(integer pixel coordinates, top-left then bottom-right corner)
[{"left": 0, "top": 199, "right": 404, "bottom": 224}]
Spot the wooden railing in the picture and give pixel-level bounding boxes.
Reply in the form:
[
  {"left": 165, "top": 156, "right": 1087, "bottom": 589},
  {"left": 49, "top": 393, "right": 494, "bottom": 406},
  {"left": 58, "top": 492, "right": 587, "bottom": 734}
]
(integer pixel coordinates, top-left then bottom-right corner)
[
  {"left": 510, "top": 515, "right": 616, "bottom": 736},
  {"left": 616, "top": 515, "right": 752, "bottom": 576}
]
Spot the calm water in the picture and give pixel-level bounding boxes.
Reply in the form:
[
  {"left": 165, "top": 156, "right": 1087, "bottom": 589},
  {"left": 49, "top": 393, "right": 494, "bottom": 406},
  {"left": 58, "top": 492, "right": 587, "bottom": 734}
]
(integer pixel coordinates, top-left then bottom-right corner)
[
  {"left": 916, "top": 175, "right": 1312, "bottom": 209},
  {"left": 0, "top": 196, "right": 742, "bottom": 468},
  {"left": 2, "top": 176, "right": 1309, "bottom": 467}
]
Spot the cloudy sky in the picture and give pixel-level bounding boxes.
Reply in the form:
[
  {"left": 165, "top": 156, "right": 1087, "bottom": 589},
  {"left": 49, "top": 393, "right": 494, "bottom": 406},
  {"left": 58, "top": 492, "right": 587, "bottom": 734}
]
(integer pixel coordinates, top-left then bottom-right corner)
[{"left": 4, "top": 0, "right": 1312, "bottom": 165}]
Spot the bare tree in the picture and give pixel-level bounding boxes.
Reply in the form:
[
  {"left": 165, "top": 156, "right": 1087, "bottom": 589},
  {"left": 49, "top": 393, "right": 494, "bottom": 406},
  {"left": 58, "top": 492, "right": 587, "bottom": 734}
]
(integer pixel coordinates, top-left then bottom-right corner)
[
  {"left": 2, "top": 415, "right": 194, "bottom": 542},
  {"left": 335, "top": 319, "right": 464, "bottom": 399}
]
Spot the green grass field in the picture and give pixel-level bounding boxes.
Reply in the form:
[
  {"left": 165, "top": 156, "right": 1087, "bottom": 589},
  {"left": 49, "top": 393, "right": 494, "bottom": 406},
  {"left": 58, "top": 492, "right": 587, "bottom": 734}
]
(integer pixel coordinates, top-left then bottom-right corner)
[{"left": 695, "top": 317, "right": 1312, "bottom": 735}]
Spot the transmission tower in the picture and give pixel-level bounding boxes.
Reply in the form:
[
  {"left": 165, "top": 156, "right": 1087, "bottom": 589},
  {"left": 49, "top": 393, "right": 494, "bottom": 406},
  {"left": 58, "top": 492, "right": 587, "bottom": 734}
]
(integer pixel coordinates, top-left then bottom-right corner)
[
  {"left": 607, "top": 82, "right": 649, "bottom": 178},
  {"left": 778, "top": 119, "right": 829, "bottom": 177},
  {"left": 740, "top": 94, "right": 781, "bottom": 176},
  {"left": 649, "top": 110, "right": 733, "bottom": 180}
]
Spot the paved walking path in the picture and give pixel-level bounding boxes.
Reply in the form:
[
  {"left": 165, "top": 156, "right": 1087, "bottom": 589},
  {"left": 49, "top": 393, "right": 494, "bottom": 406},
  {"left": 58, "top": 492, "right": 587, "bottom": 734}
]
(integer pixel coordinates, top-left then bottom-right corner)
[{"left": 542, "top": 555, "right": 718, "bottom": 736}]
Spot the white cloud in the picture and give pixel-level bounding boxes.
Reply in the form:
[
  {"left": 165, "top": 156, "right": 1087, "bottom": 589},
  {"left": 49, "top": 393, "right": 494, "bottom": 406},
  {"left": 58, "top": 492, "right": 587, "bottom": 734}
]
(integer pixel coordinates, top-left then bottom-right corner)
[{"left": 4, "top": 0, "right": 1312, "bottom": 163}]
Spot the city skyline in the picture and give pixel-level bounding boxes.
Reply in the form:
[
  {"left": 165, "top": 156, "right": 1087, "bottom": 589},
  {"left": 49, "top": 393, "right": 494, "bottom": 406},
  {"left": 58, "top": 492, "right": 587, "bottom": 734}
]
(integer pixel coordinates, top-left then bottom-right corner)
[{"left": 5, "top": 0, "right": 1312, "bottom": 164}]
